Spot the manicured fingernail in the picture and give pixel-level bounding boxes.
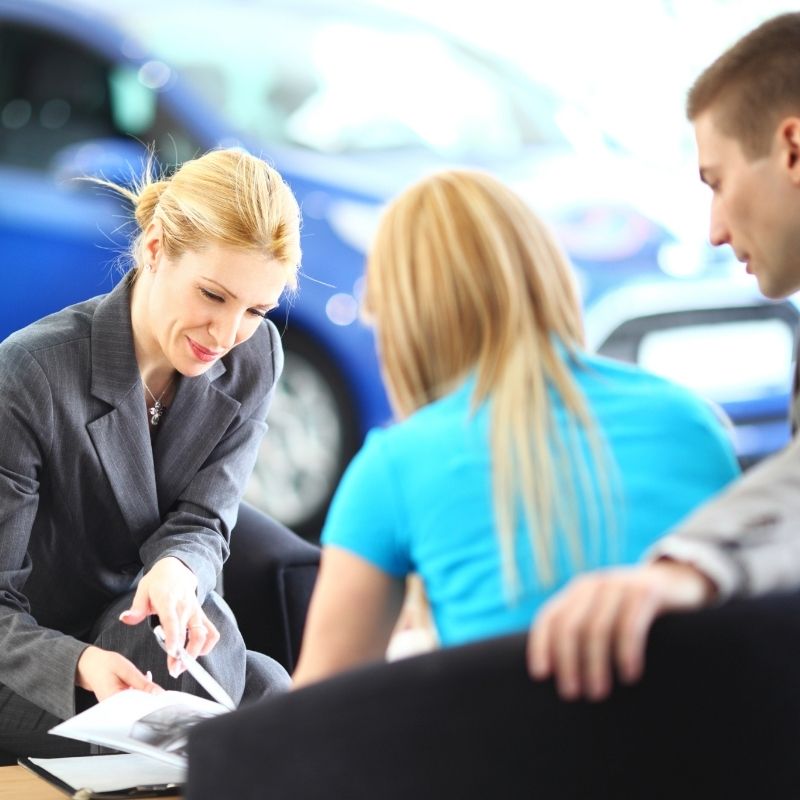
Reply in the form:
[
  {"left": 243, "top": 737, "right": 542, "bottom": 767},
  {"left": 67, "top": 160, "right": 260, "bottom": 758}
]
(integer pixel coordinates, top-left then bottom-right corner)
[
  {"left": 146, "top": 671, "right": 152, "bottom": 682},
  {"left": 119, "top": 610, "right": 134, "bottom": 621},
  {"left": 169, "top": 666, "right": 181, "bottom": 679}
]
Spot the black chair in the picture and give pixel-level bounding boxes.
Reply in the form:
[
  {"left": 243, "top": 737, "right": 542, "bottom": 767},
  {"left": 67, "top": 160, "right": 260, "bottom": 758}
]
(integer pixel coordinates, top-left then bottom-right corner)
[
  {"left": 224, "top": 502, "right": 320, "bottom": 673},
  {"left": 187, "top": 590, "right": 800, "bottom": 800}
]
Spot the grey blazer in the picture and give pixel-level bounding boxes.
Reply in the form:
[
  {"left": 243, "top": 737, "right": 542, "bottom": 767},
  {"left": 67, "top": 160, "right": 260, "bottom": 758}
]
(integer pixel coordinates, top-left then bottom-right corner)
[
  {"left": 0, "top": 277, "right": 282, "bottom": 720},
  {"left": 651, "top": 355, "right": 800, "bottom": 600}
]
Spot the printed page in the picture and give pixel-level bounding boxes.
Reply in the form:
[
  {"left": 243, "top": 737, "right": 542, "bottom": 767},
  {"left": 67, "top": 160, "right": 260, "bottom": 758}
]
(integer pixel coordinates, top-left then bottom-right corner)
[
  {"left": 49, "top": 689, "right": 229, "bottom": 768},
  {"left": 27, "top": 752, "right": 185, "bottom": 793}
]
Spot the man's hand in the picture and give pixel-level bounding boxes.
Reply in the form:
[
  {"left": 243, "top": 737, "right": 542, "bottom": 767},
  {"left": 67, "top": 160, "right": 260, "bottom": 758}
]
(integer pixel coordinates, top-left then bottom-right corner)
[
  {"left": 118, "top": 557, "right": 220, "bottom": 677},
  {"left": 75, "top": 645, "right": 162, "bottom": 701},
  {"left": 527, "top": 560, "right": 717, "bottom": 702}
]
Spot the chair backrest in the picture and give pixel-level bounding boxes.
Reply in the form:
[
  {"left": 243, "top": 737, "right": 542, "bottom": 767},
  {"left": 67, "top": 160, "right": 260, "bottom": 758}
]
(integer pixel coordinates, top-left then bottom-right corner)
[
  {"left": 187, "top": 590, "right": 800, "bottom": 800},
  {"left": 223, "top": 502, "right": 320, "bottom": 672}
]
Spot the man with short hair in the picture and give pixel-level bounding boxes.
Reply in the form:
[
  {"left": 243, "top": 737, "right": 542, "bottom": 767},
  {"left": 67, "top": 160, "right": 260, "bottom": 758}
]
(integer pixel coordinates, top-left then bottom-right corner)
[{"left": 528, "top": 12, "right": 800, "bottom": 702}]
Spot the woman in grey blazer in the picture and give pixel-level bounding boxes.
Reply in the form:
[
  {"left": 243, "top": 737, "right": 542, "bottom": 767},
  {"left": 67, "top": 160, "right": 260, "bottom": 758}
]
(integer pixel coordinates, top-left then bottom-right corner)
[{"left": 0, "top": 148, "right": 301, "bottom": 756}]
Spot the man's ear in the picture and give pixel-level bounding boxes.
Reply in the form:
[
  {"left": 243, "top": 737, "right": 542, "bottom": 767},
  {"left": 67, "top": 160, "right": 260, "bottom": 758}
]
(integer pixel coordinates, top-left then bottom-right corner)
[
  {"left": 778, "top": 117, "right": 800, "bottom": 181},
  {"left": 142, "top": 219, "right": 164, "bottom": 270}
]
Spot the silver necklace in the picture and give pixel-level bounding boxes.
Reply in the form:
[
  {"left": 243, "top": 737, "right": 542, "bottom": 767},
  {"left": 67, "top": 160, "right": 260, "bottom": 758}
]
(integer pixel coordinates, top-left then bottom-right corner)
[{"left": 143, "top": 378, "right": 172, "bottom": 427}]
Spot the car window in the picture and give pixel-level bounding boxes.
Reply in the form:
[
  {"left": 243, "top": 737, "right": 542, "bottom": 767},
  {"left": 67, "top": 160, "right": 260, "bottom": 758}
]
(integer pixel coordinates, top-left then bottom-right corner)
[
  {"left": 0, "top": 22, "right": 198, "bottom": 174},
  {"left": 117, "top": 4, "right": 567, "bottom": 160},
  {"left": 0, "top": 23, "right": 118, "bottom": 168}
]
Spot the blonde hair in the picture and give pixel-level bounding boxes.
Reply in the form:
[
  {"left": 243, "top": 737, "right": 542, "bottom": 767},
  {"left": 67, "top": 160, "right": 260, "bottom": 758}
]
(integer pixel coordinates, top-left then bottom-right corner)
[
  {"left": 100, "top": 148, "right": 301, "bottom": 287},
  {"left": 687, "top": 13, "right": 800, "bottom": 158},
  {"left": 364, "top": 169, "right": 615, "bottom": 593}
]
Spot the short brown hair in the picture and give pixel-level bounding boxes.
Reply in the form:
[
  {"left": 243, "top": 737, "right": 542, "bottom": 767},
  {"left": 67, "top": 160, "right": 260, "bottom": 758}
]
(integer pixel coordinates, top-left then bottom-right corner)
[{"left": 687, "top": 13, "right": 800, "bottom": 157}]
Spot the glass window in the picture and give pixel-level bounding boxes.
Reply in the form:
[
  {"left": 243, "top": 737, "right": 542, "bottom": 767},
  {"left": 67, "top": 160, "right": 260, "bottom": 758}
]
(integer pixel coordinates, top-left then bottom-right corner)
[
  {"left": 0, "top": 23, "right": 198, "bottom": 173},
  {"left": 119, "top": 4, "right": 567, "bottom": 160},
  {"left": 638, "top": 319, "right": 795, "bottom": 402},
  {"left": 0, "top": 23, "right": 117, "bottom": 168}
]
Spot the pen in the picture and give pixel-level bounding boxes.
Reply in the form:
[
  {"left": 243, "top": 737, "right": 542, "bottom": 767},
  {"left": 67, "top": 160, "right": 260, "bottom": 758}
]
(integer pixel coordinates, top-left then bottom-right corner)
[{"left": 152, "top": 625, "right": 237, "bottom": 711}]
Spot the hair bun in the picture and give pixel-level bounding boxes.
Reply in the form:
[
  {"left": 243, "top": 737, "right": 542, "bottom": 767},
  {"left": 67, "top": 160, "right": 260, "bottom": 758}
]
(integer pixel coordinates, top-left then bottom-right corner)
[{"left": 134, "top": 180, "right": 170, "bottom": 230}]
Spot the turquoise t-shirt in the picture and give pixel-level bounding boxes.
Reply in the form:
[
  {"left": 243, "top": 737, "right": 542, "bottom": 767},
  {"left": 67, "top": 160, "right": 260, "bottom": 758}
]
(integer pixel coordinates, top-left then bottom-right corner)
[{"left": 322, "top": 352, "right": 740, "bottom": 646}]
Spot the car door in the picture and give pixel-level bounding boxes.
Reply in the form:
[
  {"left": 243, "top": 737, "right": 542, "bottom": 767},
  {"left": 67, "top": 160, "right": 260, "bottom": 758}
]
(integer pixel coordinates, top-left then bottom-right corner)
[
  {"left": 0, "top": 13, "right": 201, "bottom": 341},
  {"left": 0, "top": 20, "right": 130, "bottom": 338}
]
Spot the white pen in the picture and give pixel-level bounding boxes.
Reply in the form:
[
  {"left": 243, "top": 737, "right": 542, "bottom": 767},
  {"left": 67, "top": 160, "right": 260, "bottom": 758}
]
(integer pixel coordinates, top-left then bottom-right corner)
[{"left": 152, "top": 624, "right": 237, "bottom": 711}]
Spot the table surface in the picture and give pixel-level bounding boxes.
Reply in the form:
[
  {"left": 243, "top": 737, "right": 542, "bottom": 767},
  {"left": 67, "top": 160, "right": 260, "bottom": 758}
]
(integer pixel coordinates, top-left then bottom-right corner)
[
  {"left": 0, "top": 765, "right": 64, "bottom": 799},
  {"left": 0, "top": 764, "right": 187, "bottom": 798}
]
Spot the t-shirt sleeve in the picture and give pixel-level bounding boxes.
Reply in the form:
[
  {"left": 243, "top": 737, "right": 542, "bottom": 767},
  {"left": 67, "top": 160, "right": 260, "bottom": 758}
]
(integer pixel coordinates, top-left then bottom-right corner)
[
  {"left": 645, "top": 391, "right": 740, "bottom": 530},
  {"left": 321, "top": 430, "right": 413, "bottom": 578},
  {"left": 612, "top": 379, "right": 743, "bottom": 563},
  {"left": 671, "top": 393, "right": 742, "bottom": 492}
]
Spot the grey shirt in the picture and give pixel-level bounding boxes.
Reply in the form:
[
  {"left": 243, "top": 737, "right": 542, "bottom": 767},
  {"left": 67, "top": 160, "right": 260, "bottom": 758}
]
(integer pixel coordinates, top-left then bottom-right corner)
[{"left": 650, "top": 356, "right": 800, "bottom": 600}]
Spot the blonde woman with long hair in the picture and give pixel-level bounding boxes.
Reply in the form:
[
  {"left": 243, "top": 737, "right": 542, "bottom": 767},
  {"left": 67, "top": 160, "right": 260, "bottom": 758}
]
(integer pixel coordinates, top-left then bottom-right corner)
[{"left": 293, "top": 169, "right": 739, "bottom": 686}]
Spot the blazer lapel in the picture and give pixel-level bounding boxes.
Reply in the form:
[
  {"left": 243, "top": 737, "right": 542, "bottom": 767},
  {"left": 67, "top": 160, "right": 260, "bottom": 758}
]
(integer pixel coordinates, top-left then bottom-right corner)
[
  {"left": 86, "top": 279, "right": 161, "bottom": 542},
  {"left": 152, "top": 359, "right": 241, "bottom": 516}
]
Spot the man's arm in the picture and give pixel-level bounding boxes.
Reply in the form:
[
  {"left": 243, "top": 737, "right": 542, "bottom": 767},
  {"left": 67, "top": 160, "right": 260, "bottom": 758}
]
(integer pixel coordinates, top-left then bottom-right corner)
[
  {"left": 649, "top": 434, "right": 800, "bottom": 599},
  {"left": 528, "top": 560, "right": 716, "bottom": 700},
  {"left": 528, "top": 433, "right": 800, "bottom": 700}
]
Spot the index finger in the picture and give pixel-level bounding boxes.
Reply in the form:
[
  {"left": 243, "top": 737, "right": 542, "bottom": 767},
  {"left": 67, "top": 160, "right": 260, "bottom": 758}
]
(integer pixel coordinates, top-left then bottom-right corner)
[
  {"left": 158, "top": 607, "right": 186, "bottom": 658},
  {"left": 614, "top": 586, "right": 661, "bottom": 684},
  {"left": 528, "top": 602, "right": 556, "bottom": 680}
]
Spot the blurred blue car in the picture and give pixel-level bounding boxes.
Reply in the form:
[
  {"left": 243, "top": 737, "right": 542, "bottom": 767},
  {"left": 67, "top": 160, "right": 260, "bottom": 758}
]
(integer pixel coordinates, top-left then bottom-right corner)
[{"left": 1, "top": 0, "right": 796, "bottom": 538}]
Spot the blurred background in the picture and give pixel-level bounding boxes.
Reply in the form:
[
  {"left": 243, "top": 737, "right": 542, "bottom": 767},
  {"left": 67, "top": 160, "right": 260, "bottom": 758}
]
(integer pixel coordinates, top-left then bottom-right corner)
[{"left": 1, "top": 0, "right": 797, "bottom": 540}]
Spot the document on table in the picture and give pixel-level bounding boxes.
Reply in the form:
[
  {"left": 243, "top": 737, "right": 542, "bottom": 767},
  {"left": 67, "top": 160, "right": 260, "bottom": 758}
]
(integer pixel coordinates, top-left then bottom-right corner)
[{"left": 20, "top": 752, "right": 183, "bottom": 796}]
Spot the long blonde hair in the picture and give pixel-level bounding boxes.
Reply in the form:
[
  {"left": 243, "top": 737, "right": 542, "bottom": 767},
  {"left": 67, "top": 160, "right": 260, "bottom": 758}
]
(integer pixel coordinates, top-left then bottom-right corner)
[
  {"left": 97, "top": 148, "right": 301, "bottom": 287},
  {"left": 364, "top": 169, "right": 614, "bottom": 594}
]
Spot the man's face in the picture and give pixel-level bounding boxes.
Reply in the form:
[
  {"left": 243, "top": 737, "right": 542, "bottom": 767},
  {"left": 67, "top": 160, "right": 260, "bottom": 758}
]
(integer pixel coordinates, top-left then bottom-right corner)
[{"left": 694, "top": 110, "right": 800, "bottom": 299}]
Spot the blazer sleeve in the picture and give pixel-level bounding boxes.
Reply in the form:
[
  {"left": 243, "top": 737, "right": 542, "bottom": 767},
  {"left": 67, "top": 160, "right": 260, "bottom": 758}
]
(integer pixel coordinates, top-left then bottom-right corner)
[
  {"left": 648, "top": 432, "right": 800, "bottom": 600},
  {"left": 138, "top": 320, "right": 285, "bottom": 601},
  {"left": 0, "top": 341, "right": 90, "bottom": 720}
]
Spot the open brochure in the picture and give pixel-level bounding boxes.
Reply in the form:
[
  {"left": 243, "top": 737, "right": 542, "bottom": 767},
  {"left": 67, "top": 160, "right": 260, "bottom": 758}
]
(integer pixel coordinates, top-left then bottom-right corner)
[{"left": 49, "top": 688, "right": 230, "bottom": 770}]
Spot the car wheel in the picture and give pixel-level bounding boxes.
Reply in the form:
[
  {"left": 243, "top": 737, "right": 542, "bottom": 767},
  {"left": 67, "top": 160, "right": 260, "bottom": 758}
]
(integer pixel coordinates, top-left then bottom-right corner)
[{"left": 243, "top": 332, "right": 360, "bottom": 541}]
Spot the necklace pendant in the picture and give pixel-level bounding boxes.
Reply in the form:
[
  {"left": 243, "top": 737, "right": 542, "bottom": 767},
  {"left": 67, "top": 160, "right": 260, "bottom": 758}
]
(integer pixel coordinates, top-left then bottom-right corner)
[
  {"left": 149, "top": 400, "right": 164, "bottom": 427},
  {"left": 143, "top": 377, "right": 171, "bottom": 428}
]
